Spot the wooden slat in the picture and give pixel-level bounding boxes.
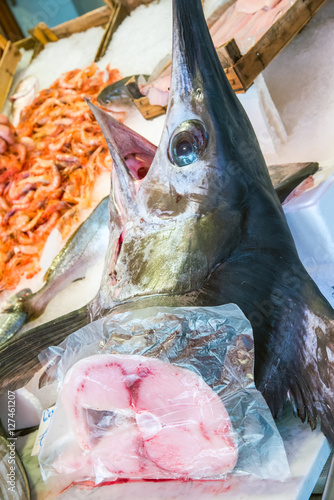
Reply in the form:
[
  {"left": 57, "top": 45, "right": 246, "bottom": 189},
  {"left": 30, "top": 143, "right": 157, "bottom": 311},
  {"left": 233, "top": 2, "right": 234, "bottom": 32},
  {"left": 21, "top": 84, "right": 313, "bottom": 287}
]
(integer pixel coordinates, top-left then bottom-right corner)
[
  {"left": 13, "top": 6, "right": 112, "bottom": 59},
  {"left": 103, "top": 0, "right": 117, "bottom": 10},
  {"left": 232, "top": 0, "right": 327, "bottom": 90},
  {"left": 13, "top": 37, "right": 36, "bottom": 51},
  {"left": 0, "top": 34, "right": 7, "bottom": 51},
  {"left": 28, "top": 23, "right": 59, "bottom": 46},
  {"left": 28, "top": 25, "right": 48, "bottom": 45},
  {"left": 216, "top": 39, "right": 241, "bottom": 68},
  {"left": 0, "top": 41, "right": 21, "bottom": 112},
  {"left": 31, "top": 41, "right": 45, "bottom": 61},
  {"left": 36, "top": 23, "right": 58, "bottom": 43},
  {"left": 14, "top": 6, "right": 112, "bottom": 51},
  {"left": 95, "top": 3, "right": 128, "bottom": 62},
  {"left": 52, "top": 6, "right": 111, "bottom": 39},
  {"left": 0, "top": 0, "right": 24, "bottom": 42},
  {"left": 223, "top": 66, "right": 246, "bottom": 94},
  {"left": 133, "top": 96, "right": 166, "bottom": 120},
  {"left": 117, "top": 0, "right": 155, "bottom": 13}
]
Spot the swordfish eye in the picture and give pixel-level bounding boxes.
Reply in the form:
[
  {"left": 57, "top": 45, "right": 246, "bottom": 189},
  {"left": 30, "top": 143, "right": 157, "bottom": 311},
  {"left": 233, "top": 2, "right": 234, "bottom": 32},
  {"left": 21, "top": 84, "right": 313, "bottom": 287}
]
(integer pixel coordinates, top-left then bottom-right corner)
[{"left": 169, "top": 120, "right": 208, "bottom": 167}]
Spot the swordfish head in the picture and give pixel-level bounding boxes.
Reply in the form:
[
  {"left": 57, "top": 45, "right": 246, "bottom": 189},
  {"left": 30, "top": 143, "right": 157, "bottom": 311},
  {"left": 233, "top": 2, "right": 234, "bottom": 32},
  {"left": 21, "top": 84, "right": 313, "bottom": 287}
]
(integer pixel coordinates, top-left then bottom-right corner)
[
  {"left": 89, "top": 0, "right": 288, "bottom": 306},
  {"left": 89, "top": 0, "right": 334, "bottom": 443}
]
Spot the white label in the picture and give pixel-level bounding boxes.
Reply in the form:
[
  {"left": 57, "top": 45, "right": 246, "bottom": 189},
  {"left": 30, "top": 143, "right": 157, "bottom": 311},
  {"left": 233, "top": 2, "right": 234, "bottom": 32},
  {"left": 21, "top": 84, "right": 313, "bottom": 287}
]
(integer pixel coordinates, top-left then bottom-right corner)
[{"left": 31, "top": 406, "right": 55, "bottom": 456}]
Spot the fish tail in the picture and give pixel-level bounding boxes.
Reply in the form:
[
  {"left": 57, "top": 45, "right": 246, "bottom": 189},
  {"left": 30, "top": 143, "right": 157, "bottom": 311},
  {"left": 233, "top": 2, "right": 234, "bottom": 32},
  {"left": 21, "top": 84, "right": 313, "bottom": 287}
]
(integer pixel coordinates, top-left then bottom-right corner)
[
  {"left": 257, "top": 274, "right": 334, "bottom": 444},
  {"left": 0, "top": 287, "right": 52, "bottom": 344},
  {"left": 0, "top": 289, "right": 33, "bottom": 344},
  {"left": 0, "top": 311, "right": 27, "bottom": 346}
]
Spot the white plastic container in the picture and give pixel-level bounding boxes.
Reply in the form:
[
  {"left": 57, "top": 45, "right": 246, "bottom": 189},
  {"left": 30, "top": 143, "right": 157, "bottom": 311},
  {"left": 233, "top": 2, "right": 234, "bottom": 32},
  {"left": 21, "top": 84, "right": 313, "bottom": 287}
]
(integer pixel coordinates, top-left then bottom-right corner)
[
  {"left": 282, "top": 167, "right": 334, "bottom": 307},
  {"left": 283, "top": 168, "right": 334, "bottom": 268}
]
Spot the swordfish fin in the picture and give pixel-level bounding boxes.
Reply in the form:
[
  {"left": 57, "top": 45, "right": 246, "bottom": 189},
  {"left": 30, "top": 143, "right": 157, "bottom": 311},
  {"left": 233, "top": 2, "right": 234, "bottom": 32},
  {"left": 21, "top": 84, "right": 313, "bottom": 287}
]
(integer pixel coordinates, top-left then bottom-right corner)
[
  {"left": 256, "top": 272, "right": 334, "bottom": 443},
  {"left": 269, "top": 162, "right": 319, "bottom": 202},
  {"left": 0, "top": 305, "right": 90, "bottom": 393}
]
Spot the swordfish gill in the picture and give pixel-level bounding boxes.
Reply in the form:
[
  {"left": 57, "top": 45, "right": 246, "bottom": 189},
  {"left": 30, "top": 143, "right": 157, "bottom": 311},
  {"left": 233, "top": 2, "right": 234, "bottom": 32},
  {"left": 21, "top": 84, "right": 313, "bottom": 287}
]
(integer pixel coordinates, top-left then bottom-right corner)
[{"left": 2, "top": 0, "right": 334, "bottom": 446}]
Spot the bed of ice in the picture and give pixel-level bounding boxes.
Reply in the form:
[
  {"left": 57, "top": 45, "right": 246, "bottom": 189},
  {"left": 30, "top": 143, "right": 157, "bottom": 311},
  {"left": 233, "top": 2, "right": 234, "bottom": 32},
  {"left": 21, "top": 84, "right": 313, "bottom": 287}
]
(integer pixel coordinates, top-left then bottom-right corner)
[{"left": 4, "top": 0, "right": 334, "bottom": 325}]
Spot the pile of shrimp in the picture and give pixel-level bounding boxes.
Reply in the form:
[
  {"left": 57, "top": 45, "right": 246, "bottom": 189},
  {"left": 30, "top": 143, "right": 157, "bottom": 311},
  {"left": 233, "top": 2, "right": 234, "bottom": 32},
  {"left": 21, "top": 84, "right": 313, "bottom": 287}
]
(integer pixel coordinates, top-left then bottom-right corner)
[{"left": 0, "top": 63, "right": 122, "bottom": 292}]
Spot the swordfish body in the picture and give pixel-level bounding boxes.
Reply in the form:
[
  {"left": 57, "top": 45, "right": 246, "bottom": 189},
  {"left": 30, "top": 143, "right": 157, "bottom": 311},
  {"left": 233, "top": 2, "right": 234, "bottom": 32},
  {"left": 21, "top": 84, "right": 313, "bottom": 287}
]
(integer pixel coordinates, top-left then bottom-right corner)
[
  {"left": 1, "top": 0, "right": 334, "bottom": 446},
  {"left": 87, "top": 0, "right": 334, "bottom": 442}
]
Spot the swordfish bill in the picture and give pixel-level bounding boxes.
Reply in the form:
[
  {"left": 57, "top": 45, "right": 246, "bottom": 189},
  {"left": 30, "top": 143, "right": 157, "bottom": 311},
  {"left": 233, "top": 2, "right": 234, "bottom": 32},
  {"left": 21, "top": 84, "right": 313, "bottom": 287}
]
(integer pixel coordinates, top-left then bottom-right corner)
[{"left": 89, "top": 0, "right": 334, "bottom": 442}]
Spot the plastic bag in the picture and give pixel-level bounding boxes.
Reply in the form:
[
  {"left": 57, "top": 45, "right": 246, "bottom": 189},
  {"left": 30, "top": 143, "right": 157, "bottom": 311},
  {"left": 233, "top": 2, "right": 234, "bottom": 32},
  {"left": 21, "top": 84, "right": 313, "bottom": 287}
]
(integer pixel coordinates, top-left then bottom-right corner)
[{"left": 38, "top": 304, "right": 289, "bottom": 492}]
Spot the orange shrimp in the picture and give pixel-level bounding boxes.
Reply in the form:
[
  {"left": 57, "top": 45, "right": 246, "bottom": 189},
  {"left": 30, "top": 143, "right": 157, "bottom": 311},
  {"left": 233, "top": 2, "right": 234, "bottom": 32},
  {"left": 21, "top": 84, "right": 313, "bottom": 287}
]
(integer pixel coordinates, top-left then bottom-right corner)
[
  {"left": 0, "top": 196, "right": 9, "bottom": 211},
  {"left": 0, "top": 63, "right": 123, "bottom": 291},
  {"left": 56, "top": 153, "right": 80, "bottom": 164},
  {"left": 34, "top": 211, "right": 59, "bottom": 238},
  {"left": 48, "top": 132, "right": 71, "bottom": 152},
  {"left": 57, "top": 69, "right": 84, "bottom": 89},
  {"left": 10, "top": 191, "right": 35, "bottom": 211},
  {"left": 7, "top": 178, "right": 35, "bottom": 202},
  {"left": 19, "top": 137, "right": 34, "bottom": 150},
  {"left": 10, "top": 143, "right": 27, "bottom": 163},
  {"left": 19, "top": 211, "right": 44, "bottom": 232},
  {"left": 14, "top": 244, "right": 40, "bottom": 255}
]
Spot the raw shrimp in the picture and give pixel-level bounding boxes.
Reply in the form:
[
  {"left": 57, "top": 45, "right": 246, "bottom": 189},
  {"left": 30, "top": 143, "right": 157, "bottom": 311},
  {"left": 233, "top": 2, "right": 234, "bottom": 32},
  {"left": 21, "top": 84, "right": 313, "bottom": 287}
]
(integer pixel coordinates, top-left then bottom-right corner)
[{"left": 0, "top": 64, "right": 122, "bottom": 291}]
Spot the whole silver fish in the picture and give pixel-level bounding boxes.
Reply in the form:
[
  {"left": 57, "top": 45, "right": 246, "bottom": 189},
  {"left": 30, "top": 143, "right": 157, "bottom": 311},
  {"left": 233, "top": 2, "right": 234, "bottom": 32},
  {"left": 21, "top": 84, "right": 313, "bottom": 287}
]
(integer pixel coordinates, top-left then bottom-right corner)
[
  {"left": 0, "top": 422, "right": 30, "bottom": 499},
  {"left": 97, "top": 75, "right": 148, "bottom": 112},
  {"left": 0, "top": 197, "right": 109, "bottom": 345},
  {"left": 1, "top": 0, "right": 334, "bottom": 452}
]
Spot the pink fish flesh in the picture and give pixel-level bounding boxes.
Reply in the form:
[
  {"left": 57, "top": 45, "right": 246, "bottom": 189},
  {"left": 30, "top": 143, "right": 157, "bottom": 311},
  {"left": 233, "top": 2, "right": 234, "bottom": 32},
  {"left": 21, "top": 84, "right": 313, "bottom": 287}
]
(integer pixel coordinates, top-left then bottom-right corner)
[
  {"left": 55, "top": 354, "right": 238, "bottom": 483},
  {"left": 235, "top": 0, "right": 281, "bottom": 14},
  {"left": 138, "top": 0, "right": 293, "bottom": 106},
  {"left": 235, "top": 0, "right": 293, "bottom": 52},
  {"left": 145, "top": 87, "right": 169, "bottom": 107},
  {"left": 210, "top": 4, "right": 253, "bottom": 48},
  {"left": 139, "top": 67, "right": 171, "bottom": 107},
  {"left": 283, "top": 175, "right": 315, "bottom": 204}
]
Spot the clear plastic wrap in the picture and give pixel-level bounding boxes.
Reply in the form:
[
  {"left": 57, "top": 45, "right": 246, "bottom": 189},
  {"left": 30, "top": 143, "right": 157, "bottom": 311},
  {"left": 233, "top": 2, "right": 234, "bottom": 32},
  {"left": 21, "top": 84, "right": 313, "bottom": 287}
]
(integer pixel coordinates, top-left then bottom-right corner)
[{"left": 38, "top": 304, "right": 289, "bottom": 492}]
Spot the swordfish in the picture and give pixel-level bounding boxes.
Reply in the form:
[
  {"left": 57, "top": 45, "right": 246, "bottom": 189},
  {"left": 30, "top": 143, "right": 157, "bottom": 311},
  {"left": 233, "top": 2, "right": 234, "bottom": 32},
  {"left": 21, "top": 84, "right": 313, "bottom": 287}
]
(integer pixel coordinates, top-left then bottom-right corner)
[
  {"left": 1, "top": 0, "right": 334, "bottom": 446},
  {"left": 88, "top": 0, "right": 334, "bottom": 443}
]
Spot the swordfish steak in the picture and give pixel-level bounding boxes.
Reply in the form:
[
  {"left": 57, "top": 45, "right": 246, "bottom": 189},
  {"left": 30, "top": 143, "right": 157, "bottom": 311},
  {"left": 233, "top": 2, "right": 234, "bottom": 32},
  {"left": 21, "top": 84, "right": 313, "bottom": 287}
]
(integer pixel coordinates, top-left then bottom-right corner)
[
  {"left": 86, "top": 0, "right": 334, "bottom": 443},
  {"left": 43, "top": 354, "right": 237, "bottom": 481}
]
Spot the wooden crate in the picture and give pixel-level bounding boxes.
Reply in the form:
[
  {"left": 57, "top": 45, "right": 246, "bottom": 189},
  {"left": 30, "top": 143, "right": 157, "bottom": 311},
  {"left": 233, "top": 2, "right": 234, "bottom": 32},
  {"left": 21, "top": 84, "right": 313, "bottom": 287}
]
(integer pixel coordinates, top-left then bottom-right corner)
[
  {"left": 215, "top": 0, "right": 327, "bottom": 93},
  {"left": 135, "top": 0, "right": 327, "bottom": 118},
  {"left": 1, "top": 0, "right": 327, "bottom": 114},
  {"left": 0, "top": 35, "right": 21, "bottom": 112},
  {"left": 18, "top": 3, "right": 127, "bottom": 60},
  {"left": 13, "top": 5, "right": 112, "bottom": 51},
  {"left": 0, "top": 2, "right": 128, "bottom": 111},
  {"left": 117, "top": 0, "right": 155, "bottom": 12}
]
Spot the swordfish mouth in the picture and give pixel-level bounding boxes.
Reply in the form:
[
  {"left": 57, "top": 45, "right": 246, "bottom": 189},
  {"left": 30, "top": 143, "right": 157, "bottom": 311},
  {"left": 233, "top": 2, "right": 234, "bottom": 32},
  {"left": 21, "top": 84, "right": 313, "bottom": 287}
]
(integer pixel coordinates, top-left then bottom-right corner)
[
  {"left": 86, "top": 99, "right": 239, "bottom": 310},
  {"left": 88, "top": 0, "right": 334, "bottom": 445}
]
